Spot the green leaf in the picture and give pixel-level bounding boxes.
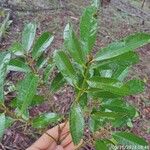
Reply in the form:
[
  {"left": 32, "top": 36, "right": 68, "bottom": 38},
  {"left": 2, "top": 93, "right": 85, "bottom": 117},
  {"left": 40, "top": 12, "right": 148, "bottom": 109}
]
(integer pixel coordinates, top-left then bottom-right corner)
[
  {"left": 87, "top": 77, "right": 127, "bottom": 96},
  {"left": 0, "top": 52, "right": 11, "bottom": 102},
  {"left": 0, "top": 13, "right": 12, "bottom": 42},
  {"left": 54, "top": 51, "right": 77, "bottom": 85},
  {"left": 69, "top": 103, "right": 84, "bottom": 145},
  {"left": 17, "top": 73, "right": 38, "bottom": 115},
  {"left": 10, "top": 98, "right": 21, "bottom": 108},
  {"left": 5, "top": 117, "right": 14, "bottom": 128},
  {"left": 112, "top": 132, "right": 148, "bottom": 150},
  {"left": 7, "top": 58, "right": 31, "bottom": 73},
  {"left": 103, "top": 104, "right": 136, "bottom": 119},
  {"left": 32, "top": 32, "right": 54, "bottom": 59},
  {"left": 88, "top": 89, "right": 120, "bottom": 99},
  {"left": 95, "top": 33, "right": 150, "bottom": 61},
  {"left": 101, "top": 98, "right": 126, "bottom": 107},
  {"left": 123, "top": 79, "right": 145, "bottom": 95},
  {"left": 80, "top": 6, "right": 97, "bottom": 53},
  {"left": 93, "top": 52, "right": 138, "bottom": 81},
  {"left": 95, "top": 140, "right": 109, "bottom": 150},
  {"left": 43, "top": 63, "right": 54, "bottom": 82},
  {"left": 32, "top": 112, "right": 61, "bottom": 129},
  {"left": 9, "top": 42, "right": 24, "bottom": 56},
  {"left": 92, "top": 112, "right": 126, "bottom": 120},
  {"left": 100, "top": 69, "right": 112, "bottom": 78},
  {"left": 102, "top": 51, "right": 138, "bottom": 67},
  {"left": 64, "top": 24, "right": 85, "bottom": 64},
  {"left": 78, "top": 93, "right": 88, "bottom": 108},
  {"left": 115, "top": 67, "right": 130, "bottom": 81},
  {"left": 36, "top": 54, "right": 48, "bottom": 69},
  {"left": 89, "top": 116, "right": 103, "bottom": 133},
  {"left": 125, "top": 33, "right": 150, "bottom": 48},
  {"left": 87, "top": 77, "right": 145, "bottom": 97},
  {"left": 11, "top": 95, "right": 44, "bottom": 108},
  {"left": 30, "top": 95, "right": 44, "bottom": 106},
  {"left": 22, "top": 22, "right": 37, "bottom": 52},
  {"left": 0, "top": 113, "right": 5, "bottom": 139},
  {"left": 89, "top": 117, "right": 95, "bottom": 133},
  {"left": 50, "top": 72, "right": 66, "bottom": 92},
  {"left": 92, "top": 0, "right": 100, "bottom": 9}
]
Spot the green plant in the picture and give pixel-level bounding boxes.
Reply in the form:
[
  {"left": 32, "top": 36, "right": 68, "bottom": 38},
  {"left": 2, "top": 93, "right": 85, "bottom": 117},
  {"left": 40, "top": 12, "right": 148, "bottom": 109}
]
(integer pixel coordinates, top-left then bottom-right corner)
[
  {"left": 0, "top": 1, "right": 150, "bottom": 149},
  {"left": 0, "top": 13, "right": 12, "bottom": 42}
]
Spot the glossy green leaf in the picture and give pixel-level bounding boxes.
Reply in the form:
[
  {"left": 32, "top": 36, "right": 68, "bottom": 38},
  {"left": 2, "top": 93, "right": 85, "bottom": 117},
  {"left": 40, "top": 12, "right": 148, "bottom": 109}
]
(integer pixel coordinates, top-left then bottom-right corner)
[
  {"left": 88, "top": 89, "right": 120, "bottom": 99},
  {"left": 10, "top": 98, "right": 20, "bottom": 108},
  {"left": 93, "top": 52, "right": 138, "bottom": 82},
  {"left": 11, "top": 95, "right": 44, "bottom": 108},
  {"left": 88, "top": 77, "right": 144, "bottom": 97},
  {"left": 54, "top": 51, "right": 77, "bottom": 85},
  {"left": 32, "top": 112, "right": 61, "bottom": 129},
  {"left": 0, "top": 113, "right": 5, "bottom": 139},
  {"left": 89, "top": 117, "right": 95, "bottom": 133},
  {"left": 50, "top": 72, "right": 66, "bottom": 92},
  {"left": 0, "top": 13, "right": 12, "bottom": 42},
  {"left": 7, "top": 58, "right": 31, "bottom": 73},
  {"left": 87, "top": 77, "right": 127, "bottom": 96},
  {"left": 95, "top": 33, "right": 150, "bottom": 61},
  {"left": 64, "top": 24, "right": 85, "bottom": 64},
  {"left": 123, "top": 79, "right": 145, "bottom": 95},
  {"left": 115, "top": 67, "right": 130, "bottom": 81},
  {"left": 69, "top": 103, "right": 84, "bottom": 145},
  {"left": 112, "top": 132, "right": 148, "bottom": 150},
  {"left": 80, "top": 6, "right": 97, "bottom": 53},
  {"left": 43, "top": 63, "right": 54, "bottom": 82},
  {"left": 92, "top": 112, "right": 126, "bottom": 120},
  {"left": 30, "top": 95, "right": 44, "bottom": 106},
  {"left": 5, "top": 117, "right": 14, "bottom": 128},
  {"left": 22, "top": 22, "right": 37, "bottom": 52},
  {"left": 36, "top": 54, "right": 48, "bottom": 69},
  {"left": 103, "top": 105, "right": 136, "bottom": 118},
  {"left": 78, "top": 93, "right": 88, "bottom": 108},
  {"left": 125, "top": 33, "right": 150, "bottom": 48},
  {"left": 9, "top": 42, "right": 24, "bottom": 56},
  {"left": 0, "top": 52, "right": 11, "bottom": 102},
  {"left": 32, "top": 32, "right": 54, "bottom": 59},
  {"left": 93, "top": 51, "right": 139, "bottom": 71},
  {"left": 17, "top": 73, "right": 38, "bottom": 115},
  {"left": 89, "top": 116, "right": 103, "bottom": 133},
  {"left": 92, "top": 0, "right": 100, "bottom": 9},
  {"left": 101, "top": 98, "right": 126, "bottom": 107},
  {"left": 95, "top": 140, "right": 109, "bottom": 150},
  {"left": 100, "top": 69, "right": 112, "bottom": 78}
]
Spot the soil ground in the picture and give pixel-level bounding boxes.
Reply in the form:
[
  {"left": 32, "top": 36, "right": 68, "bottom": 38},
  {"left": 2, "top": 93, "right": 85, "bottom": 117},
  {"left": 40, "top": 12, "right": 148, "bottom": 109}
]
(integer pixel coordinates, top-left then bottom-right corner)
[{"left": 0, "top": 0, "right": 150, "bottom": 149}]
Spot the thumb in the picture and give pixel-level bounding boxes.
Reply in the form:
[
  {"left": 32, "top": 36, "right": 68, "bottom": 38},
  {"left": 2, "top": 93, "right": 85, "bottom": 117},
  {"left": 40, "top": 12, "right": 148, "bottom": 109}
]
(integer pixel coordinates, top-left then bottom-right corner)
[{"left": 55, "top": 145, "right": 64, "bottom": 150}]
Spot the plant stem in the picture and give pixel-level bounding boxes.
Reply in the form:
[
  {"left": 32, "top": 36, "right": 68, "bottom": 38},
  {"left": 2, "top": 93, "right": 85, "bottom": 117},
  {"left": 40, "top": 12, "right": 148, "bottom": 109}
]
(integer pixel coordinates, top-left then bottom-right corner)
[
  {"left": 74, "top": 58, "right": 92, "bottom": 103},
  {"left": 0, "top": 103, "right": 29, "bottom": 123}
]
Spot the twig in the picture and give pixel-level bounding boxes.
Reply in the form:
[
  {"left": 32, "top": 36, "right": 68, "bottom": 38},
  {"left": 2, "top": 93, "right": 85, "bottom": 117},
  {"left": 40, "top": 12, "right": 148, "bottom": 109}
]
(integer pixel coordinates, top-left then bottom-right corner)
[
  {"left": 141, "top": 0, "right": 146, "bottom": 8},
  {"left": 0, "top": 3, "right": 67, "bottom": 13},
  {"left": 45, "top": 132, "right": 58, "bottom": 143},
  {"left": 0, "top": 143, "right": 6, "bottom": 150}
]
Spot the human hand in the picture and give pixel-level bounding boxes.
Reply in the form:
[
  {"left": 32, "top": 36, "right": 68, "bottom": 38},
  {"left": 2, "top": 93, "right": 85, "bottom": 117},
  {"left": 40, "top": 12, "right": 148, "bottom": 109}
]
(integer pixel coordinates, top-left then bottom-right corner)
[{"left": 26, "top": 122, "right": 82, "bottom": 150}]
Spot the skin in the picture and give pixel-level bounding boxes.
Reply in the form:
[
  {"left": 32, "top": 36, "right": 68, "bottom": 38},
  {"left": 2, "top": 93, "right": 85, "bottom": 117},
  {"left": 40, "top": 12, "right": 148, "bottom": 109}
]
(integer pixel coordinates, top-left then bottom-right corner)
[{"left": 26, "top": 122, "right": 82, "bottom": 150}]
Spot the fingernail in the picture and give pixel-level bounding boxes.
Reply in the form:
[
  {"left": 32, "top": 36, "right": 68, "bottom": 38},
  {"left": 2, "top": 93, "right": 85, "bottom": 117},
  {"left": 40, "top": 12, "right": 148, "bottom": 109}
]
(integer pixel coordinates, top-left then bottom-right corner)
[{"left": 55, "top": 145, "right": 64, "bottom": 150}]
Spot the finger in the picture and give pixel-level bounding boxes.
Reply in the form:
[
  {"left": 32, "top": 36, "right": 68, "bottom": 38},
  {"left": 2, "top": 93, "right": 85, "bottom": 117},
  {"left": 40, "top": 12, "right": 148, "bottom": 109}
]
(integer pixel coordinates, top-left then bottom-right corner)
[
  {"left": 27, "top": 134, "right": 54, "bottom": 150},
  {"left": 61, "top": 133, "right": 72, "bottom": 147},
  {"left": 26, "top": 147, "right": 40, "bottom": 150},
  {"left": 64, "top": 140, "right": 83, "bottom": 150},
  {"left": 47, "top": 141, "right": 57, "bottom": 150},
  {"left": 56, "top": 145, "right": 64, "bottom": 150},
  {"left": 28, "top": 122, "right": 68, "bottom": 150},
  {"left": 61, "top": 133, "right": 83, "bottom": 150}
]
